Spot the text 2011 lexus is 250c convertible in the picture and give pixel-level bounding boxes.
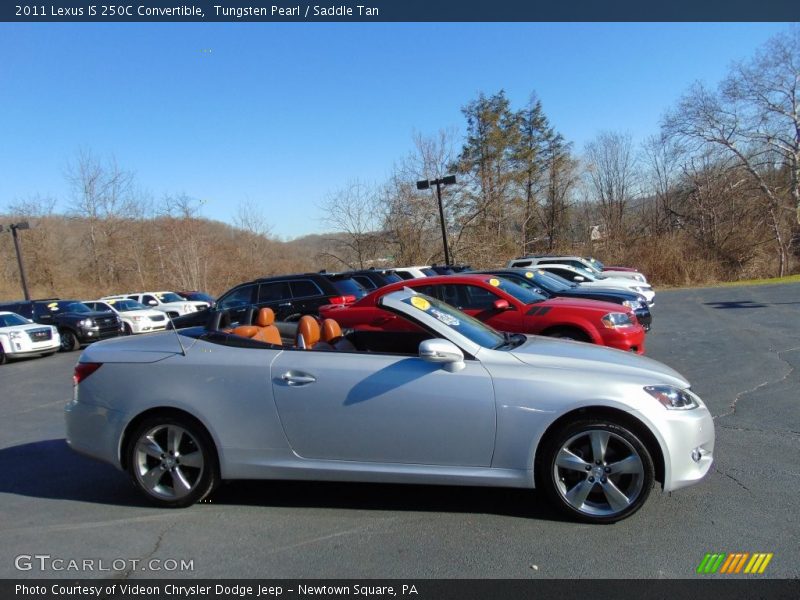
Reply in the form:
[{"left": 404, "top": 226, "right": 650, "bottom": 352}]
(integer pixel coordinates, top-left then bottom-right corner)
[{"left": 65, "top": 289, "right": 714, "bottom": 523}]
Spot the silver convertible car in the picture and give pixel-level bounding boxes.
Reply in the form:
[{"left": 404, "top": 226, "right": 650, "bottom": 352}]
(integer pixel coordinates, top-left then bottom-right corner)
[{"left": 66, "top": 289, "right": 714, "bottom": 523}]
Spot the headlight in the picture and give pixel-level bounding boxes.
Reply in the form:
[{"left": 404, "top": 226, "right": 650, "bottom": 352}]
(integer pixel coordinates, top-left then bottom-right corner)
[
  {"left": 600, "top": 312, "right": 633, "bottom": 328},
  {"left": 622, "top": 300, "right": 639, "bottom": 309},
  {"left": 644, "top": 385, "right": 700, "bottom": 410},
  {"left": 9, "top": 331, "right": 23, "bottom": 340},
  {"left": 131, "top": 316, "right": 144, "bottom": 322},
  {"left": 184, "top": 304, "right": 195, "bottom": 312},
  {"left": 80, "top": 318, "right": 94, "bottom": 328}
]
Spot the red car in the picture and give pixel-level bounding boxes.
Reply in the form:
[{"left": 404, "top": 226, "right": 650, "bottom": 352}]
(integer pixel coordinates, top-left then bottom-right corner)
[{"left": 320, "top": 274, "right": 646, "bottom": 353}]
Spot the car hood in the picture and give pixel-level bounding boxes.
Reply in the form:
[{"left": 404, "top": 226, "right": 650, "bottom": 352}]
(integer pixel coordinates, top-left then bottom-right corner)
[
  {"left": 541, "top": 296, "right": 630, "bottom": 313},
  {"left": 0, "top": 323, "right": 55, "bottom": 334},
  {"left": 119, "top": 309, "right": 164, "bottom": 318},
  {"left": 508, "top": 335, "right": 688, "bottom": 388},
  {"left": 564, "top": 286, "right": 642, "bottom": 301}
]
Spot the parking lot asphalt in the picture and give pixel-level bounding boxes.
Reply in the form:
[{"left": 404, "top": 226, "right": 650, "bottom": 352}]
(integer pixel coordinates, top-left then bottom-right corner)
[{"left": 0, "top": 282, "right": 798, "bottom": 579}]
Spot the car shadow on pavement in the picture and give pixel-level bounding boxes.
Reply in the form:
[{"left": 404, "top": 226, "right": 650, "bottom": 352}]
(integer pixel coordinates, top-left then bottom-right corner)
[
  {"left": 703, "top": 300, "right": 768, "bottom": 309},
  {"left": 0, "top": 439, "right": 147, "bottom": 507},
  {"left": 207, "top": 480, "right": 569, "bottom": 522},
  {"left": 0, "top": 439, "right": 569, "bottom": 522}
]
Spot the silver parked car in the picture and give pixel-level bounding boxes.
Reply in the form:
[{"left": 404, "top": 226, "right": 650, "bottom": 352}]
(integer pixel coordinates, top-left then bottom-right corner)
[{"left": 65, "top": 289, "right": 714, "bottom": 523}]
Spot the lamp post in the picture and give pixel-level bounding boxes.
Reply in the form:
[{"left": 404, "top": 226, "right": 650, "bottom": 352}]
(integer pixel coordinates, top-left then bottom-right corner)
[
  {"left": 416, "top": 175, "right": 456, "bottom": 266},
  {"left": 1, "top": 221, "right": 32, "bottom": 300}
]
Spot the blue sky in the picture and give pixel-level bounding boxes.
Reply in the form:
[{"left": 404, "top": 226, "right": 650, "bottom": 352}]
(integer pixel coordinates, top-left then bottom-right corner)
[{"left": 0, "top": 22, "right": 789, "bottom": 238}]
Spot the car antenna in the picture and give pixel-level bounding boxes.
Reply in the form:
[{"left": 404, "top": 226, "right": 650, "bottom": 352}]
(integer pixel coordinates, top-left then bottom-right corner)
[{"left": 165, "top": 313, "right": 187, "bottom": 356}]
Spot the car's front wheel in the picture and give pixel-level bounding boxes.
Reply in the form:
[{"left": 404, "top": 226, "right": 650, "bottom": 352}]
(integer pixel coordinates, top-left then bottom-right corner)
[
  {"left": 126, "top": 415, "right": 218, "bottom": 507},
  {"left": 537, "top": 419, "right": 654, "bottom": 523},
  {"left": 59, "top": 330, "right": 79, "bottom": 352}
]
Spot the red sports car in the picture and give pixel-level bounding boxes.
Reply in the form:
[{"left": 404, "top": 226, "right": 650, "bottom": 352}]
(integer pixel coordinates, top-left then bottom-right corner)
[{"left": 320, "top": 274, "right": 646, "bottom": 353}]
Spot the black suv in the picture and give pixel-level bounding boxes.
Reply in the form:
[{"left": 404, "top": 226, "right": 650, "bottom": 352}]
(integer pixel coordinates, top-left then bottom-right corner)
[
  {"left": 170, "top": 272, "right": 368, "bottom": 329},
  {"left": 0, "top": 299, "right": 124, "bottom": 351},
  {"left": 345, "top": 268, "right": 403, "bottom": 292}
]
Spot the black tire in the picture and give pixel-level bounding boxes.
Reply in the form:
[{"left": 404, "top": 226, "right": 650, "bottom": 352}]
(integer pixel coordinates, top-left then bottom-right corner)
[
  {"left": 126, "top": 414, "right": 219, "bottom": 508},
  {"left": 59, "top": 330, "right": 79, "bottom": 352},
  {"left": 536, "top": 419, "right": 654, "bottom": 524},
  {"left": 546, "top": 327, "right": 591, "bottom": 343},
  {"left": 123, "top": 323, "right": 133, "bottom": 336},
  {"left": 0, "top": 347, "right": 6, "bottom": 365}
]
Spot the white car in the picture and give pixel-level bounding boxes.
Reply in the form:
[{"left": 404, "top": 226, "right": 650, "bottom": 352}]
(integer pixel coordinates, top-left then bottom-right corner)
[
  {"left": 84, "top": 299, "right": 168, "bottom": 335},
  {"left": 0, "top": 311, "right": 60, "bottom": 364},
  {"left": 103, "top": 292, "right": 207, "bottom": 318},
  {"left": 507, "top": 256, "right": 648, "bottom": 283},
  {"left": 393, "top": 266, "right": 438, "bottom": 280},
  {"left": 537, "top": 264, "right": 655, "bottom": 305}
]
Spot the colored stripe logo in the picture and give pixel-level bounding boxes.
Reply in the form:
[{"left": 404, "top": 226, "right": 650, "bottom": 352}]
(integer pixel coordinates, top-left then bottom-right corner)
[{"left": 696, "top": 552, "right": 773, "bottom": 574}]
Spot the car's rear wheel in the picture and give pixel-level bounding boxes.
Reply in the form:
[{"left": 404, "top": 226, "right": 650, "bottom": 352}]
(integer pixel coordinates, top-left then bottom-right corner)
[
  {"left": 537, "top": 419, "right": 654, "bottom": 523},
  {"left": 59, "top": 330, "right": 79, "bottom": 352},
  {"left": 0, "top": 347, "right": 6, "bottom": 365},
  {"left": 127, "top": 415, "right": 218, "bottom": 508}
]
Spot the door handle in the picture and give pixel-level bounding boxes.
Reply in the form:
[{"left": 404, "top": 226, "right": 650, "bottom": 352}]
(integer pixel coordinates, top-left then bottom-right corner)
[{"left": 281, "top": 372, "right": 316, "bottom": 386}]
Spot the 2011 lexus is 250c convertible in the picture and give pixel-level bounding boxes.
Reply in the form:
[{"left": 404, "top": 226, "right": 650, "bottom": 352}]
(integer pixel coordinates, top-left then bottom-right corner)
[{"left": 66, "top": 289, "right": 714, "bottom": 523}]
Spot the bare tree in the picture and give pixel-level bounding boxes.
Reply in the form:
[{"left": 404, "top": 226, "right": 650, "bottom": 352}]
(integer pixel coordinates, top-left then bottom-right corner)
[
  {"left": 663, "top": 30, "right": 799, "bottom": 275},
  {"left": 318, "top": 181, "right": 383, "bottom": 269},
  {"left": 584, "top": 131, "right": 638, "bottom": 242},
  {"left": 65, "top": 149, "right": 136, "bottom": 287}
]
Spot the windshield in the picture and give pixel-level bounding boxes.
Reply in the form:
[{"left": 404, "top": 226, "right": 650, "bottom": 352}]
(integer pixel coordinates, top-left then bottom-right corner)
[
  {"left": 0, "top": 313, "right": 29, "bottom": 327},
  {"left": 487, "top": 277, "right": 547, "bottom": 304},
  {"left": 421, "top": 268, "right": 437, "bottom": 276},
  {"left": 108, "top": 299, "right": 147, "bottom": 311},
  {"left": 48, "top": 301, "right": 92, "bottom": 313},
  {"left": 382, "top": 272, "right": 403, "bottom": 284},
  {"left": 573, "top": 266, "right": 598, "bottom": 280},
  {"left": 587, "top": 257, "right": 605, "bottom": 270},
  {"left": 331, "top": 278, "right": 368, "bottom": 299},
  {"left": 156, "top": 292, "right": 184, "bottom": 303},
  {"left": 399, "top": 294, "right": 504, "bottom": 349}
]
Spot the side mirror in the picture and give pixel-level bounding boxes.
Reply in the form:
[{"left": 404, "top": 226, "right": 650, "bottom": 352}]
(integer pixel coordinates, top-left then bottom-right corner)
[
  {"left": 419, "top": 338, "right": 465, "bottom": 372},
  {"left": 493, "top": 299, "right": 511, "bottom": 311},
  {"left": 574, "top": 275, "right": 585, "bottom": 282}
]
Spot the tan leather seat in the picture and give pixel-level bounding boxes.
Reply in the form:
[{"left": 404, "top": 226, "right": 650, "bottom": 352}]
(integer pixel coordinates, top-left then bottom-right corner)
[
  {"left": 230, "top": 308, "right": 281, "bottom": 346},
  {"left": 231, "top": 325, "right": 259, "bottom": 338},
  {"left": 296, "top": 315, "right": 321, "bottom": 349},
  {"left": 252, "top": 308, "right": 282, "bottom": 345},
  {"left": 321, "top": 319, "right": 343, "bottom": 343},
  {"left": 320, "top": 318, "right": 356, "bottom": 352}
]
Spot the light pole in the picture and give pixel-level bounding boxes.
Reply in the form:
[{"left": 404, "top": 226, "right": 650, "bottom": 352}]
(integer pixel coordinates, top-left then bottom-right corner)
[
  {"left": 416, "top": 175, "right": 456, "bottom": 266},
  {"left": 1, "top": 221, "right": 32, "bottom": 300}
]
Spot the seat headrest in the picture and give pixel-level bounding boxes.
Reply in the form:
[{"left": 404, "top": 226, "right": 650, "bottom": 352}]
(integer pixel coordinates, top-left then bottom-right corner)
[
  {"left": 296, "top": 315, "right": 321, "bottom": 348},
  {"left": 321, "top": 319, "right": 342, "bottom": 343},
  {"left": 256, "top": 307, "right": 276, "bottom": 327}
]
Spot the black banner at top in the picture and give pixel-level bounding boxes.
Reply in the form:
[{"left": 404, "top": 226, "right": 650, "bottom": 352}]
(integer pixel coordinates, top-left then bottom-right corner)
[{"left": 3, "top": 0, "right": 800, "bottom": 22}]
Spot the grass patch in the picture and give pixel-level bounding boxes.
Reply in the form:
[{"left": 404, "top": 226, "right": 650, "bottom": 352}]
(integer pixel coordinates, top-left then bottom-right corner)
[{"left": 660, "top": 274, "right": 800, "bottom": 290}]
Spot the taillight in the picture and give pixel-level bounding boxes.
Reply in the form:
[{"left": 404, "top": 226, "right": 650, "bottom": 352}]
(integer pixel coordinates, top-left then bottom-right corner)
[
  {"left": 329, "top": 295, "right": 356, "bottom": 305},
  {"left": 73, "top": 362, "right": 102, "bottom": 385}
]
